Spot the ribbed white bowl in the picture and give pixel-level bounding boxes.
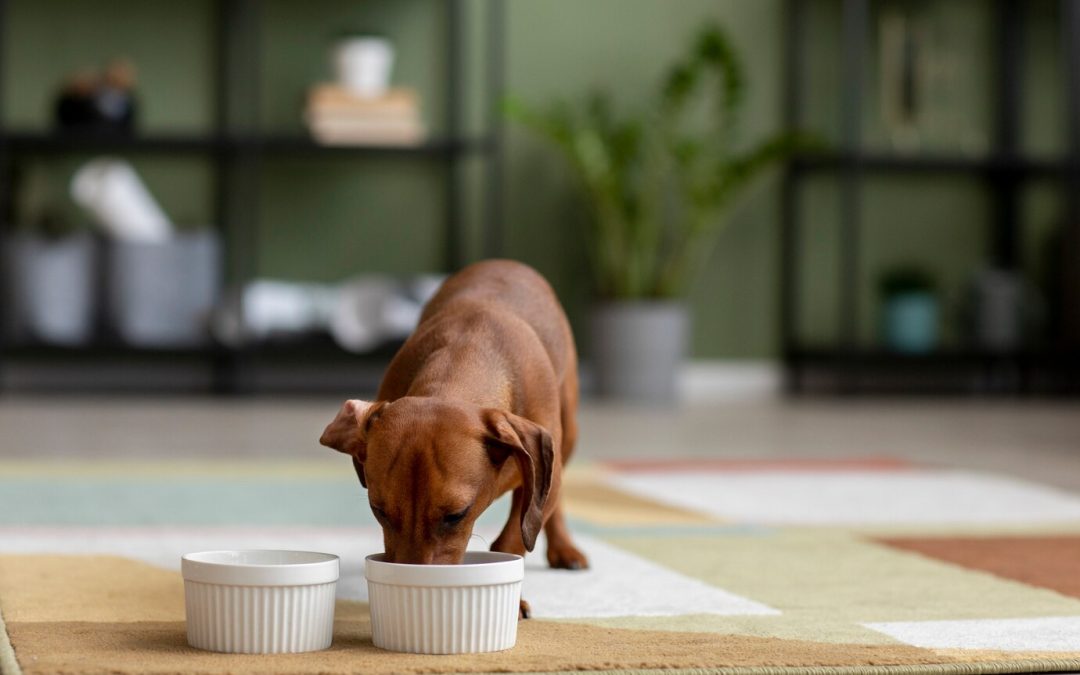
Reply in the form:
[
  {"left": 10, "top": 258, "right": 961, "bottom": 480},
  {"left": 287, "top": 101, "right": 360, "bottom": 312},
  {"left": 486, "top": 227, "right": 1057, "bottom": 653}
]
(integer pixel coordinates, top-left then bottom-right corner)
[
  {"left": 182, "top": 550, "right": 339, "bottom": 654},
  {"left": 365, "top": 551, "right": 523, "bottom": 654}
]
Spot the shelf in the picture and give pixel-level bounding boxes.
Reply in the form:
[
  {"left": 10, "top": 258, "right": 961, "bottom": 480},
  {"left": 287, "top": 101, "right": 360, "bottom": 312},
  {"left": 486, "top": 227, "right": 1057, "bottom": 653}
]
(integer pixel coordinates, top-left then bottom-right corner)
[
  {"left": 247, "top": 135, "right": 491, "bottom": 157},
  {"left": 787, "top": 348, "right": 1080, "bottom": 396},
  {"left": 0, "top": 131, "right": 493, "bottom": 158},
  {"left": 2, "top": 334, "right": 403, "bottom": 360},
  {"left": 790, "top": 347, "right": 1069, "bottom": 363},
  {"left": 1, "top": 335, "right": 405, "bottom": 362},
  {"left": 1, "top": 342, "right": 221, "bottom": 363},
  {"left": 792, "top": 152, "right": 1072, "bottom": 178},
  {"left": 242, "top": 335, "right": 405, "bottom": 361},
  {"left": 3, "top": 132, "right": 224, "bottom": 154}
]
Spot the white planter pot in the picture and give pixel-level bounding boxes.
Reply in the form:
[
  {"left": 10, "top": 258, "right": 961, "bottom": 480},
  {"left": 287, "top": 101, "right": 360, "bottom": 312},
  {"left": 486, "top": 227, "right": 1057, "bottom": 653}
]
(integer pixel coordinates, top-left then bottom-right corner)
[{"left": 591, "top": 301, "right": 689, "bottom": 404}]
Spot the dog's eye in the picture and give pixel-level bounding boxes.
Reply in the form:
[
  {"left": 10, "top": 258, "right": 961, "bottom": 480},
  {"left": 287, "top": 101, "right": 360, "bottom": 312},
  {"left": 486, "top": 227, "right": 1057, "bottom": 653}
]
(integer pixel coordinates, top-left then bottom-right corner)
[{"left": 442, "top": 508, "right": 469, "bottom": 527}]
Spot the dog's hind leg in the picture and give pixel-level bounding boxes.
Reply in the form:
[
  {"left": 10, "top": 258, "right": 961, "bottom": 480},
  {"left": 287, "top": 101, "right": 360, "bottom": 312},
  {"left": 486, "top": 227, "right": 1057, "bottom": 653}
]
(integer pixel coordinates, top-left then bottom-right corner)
[{"left": 543, "top": 500, "right": 588, "bottom": 569}]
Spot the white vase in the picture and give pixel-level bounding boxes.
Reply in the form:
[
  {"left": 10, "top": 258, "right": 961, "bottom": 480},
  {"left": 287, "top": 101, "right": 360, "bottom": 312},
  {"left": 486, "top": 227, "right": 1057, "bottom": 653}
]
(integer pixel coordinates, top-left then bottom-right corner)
[{"left": 334, "top": 36, "right": 394, "bottom": 98}]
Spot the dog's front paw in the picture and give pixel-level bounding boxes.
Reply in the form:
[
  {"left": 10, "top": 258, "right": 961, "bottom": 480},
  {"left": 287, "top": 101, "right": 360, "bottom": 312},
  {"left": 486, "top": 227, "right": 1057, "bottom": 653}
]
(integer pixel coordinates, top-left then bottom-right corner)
[
  {"left": 547, "top": 540, "right": 589, "bottom": 570},
  {"left": 519, "top": 598, "right": 531, "bottom": 620}
]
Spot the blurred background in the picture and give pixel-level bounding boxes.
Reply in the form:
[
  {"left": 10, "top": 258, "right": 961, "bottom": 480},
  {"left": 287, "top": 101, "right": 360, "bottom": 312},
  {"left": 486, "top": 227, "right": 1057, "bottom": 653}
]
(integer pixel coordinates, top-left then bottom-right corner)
[
  {"left": 5, "top": 6, "right": 1080, "bottom": 666},
  {"left": 0, "top": 0, "right": 1077, "bottom": 401}
]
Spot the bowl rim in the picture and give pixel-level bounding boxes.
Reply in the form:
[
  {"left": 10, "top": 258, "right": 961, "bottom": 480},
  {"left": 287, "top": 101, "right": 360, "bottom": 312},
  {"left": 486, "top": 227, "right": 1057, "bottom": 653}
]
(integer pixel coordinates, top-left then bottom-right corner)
[
  {"left": 365, "top": 551, "right": 524, "bottom": 586},
  {"left": 182, "top": 549, "right": 339, "bottom": 586}
]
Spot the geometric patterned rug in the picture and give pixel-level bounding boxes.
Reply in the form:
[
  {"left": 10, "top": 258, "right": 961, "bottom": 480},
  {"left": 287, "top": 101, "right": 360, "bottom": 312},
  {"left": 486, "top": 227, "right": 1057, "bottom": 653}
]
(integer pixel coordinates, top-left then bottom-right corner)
[{"left": 3, "top": 457, "right": 1080, "bottom": 674}]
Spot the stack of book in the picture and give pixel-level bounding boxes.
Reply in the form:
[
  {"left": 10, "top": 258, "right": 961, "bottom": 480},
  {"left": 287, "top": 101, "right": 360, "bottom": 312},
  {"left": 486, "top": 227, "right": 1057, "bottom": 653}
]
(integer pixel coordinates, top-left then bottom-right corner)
[{"left": 304, "top": 85, "right": 425, "bottom": 146}]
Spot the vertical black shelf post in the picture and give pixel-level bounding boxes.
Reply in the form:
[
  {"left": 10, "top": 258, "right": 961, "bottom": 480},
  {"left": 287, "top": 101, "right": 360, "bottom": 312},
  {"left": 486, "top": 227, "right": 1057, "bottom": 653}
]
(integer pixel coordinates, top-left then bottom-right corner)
[
  {"left": 1062, "top": 0, "right": 1080, "bottom": 349},
  {"left": 216, "top": 0, "right": 262, "bottom": 394},
  {"left": 443, "top": 0, "right": 463, "bottom": 272},
  {"left": 0, "top": 0, "right": 8, "bottom": 394},
  {"left": 780, "top": 0, "right": 804, "bottom": 394},
  {"left": 483, "top": 0, "right": 506, "bottom": 261},
  {"left": 988, "top": 0, "right": 1023, "bottom": 393},
  {"left": 992, "top": 0, "right": 1022, "bottom": 271},
  {"left": 839, "top": 0, "right": 867, "bottom": 391},
  {"left": 211, "top": 0, "right": 237, "bottom": 394}
]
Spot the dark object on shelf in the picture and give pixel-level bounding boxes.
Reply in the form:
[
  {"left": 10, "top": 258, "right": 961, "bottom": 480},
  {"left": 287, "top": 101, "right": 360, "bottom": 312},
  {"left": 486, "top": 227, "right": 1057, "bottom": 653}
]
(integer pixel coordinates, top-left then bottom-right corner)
[
  {"left": 780, "top": 0, "right": 1080, "bottom": 396},
  {"left": 878, "top": 266, "right": 937, "bottom": 298},
  {"left": 55, "top": 71, "right": 101, "bottom": 130},
  {"left": 878, "top": 3, "right": 925, "bottom": 152},
  {"left": 53, "top": 59, "right": 138, "bottom": 135},
  {"left": 965, "top": 267, "right": 1040, "bottom": 354}
]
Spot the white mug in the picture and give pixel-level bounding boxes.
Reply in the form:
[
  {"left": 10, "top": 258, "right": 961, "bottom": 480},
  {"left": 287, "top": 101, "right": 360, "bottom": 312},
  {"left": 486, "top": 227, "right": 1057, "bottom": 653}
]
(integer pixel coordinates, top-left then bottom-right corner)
[{"left": 333, "top": 36, "right": 394, "bottom": 98}]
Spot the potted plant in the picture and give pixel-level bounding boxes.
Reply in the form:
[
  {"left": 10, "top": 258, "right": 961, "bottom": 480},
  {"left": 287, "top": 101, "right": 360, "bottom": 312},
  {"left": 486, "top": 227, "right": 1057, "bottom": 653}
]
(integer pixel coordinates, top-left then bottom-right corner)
[
  {"left": 508, "top": 24, "right": 805, "bottom": 402},
  {"left": 879, "top": 265, "right": 939, "bottom": 354}
]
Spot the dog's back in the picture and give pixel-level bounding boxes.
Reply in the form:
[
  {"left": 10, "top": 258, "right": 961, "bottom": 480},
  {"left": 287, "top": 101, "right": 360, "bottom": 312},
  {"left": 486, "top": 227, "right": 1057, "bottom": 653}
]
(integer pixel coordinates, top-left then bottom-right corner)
[{"left": 418, "top": 260, "right": 572, "bottom": 376}]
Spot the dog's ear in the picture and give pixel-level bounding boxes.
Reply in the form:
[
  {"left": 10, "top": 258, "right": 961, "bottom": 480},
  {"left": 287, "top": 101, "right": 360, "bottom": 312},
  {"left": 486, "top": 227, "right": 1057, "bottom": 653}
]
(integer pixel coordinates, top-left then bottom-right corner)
[
  {"left": 483, "top": 410, "right": 555, "bottom": 552},
  {"left": 319, "top": 399, "right": 385, "bottom": 487}
]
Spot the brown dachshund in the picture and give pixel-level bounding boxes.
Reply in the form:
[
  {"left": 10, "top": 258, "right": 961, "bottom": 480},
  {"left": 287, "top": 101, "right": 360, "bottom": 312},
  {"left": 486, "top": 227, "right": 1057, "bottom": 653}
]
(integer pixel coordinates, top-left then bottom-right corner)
[{"left": 319, "top": 260, "right": 588, "bottom": 618}]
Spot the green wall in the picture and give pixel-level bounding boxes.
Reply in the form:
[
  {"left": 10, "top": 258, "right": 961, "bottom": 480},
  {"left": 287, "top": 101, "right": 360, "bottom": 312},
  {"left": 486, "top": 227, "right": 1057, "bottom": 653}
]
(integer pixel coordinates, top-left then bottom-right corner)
[{"left": 2, "top": 0, "right": 1068, "bottom": 359}]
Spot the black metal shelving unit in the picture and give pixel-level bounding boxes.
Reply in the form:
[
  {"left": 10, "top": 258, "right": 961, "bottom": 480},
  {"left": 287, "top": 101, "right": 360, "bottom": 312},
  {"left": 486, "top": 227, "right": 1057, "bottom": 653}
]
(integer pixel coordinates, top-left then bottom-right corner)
[
  {"left": 781, "top": 0, "right": 1080, "bottom": 395},
  {"left": 0, "top": 0, "right": 506, "bottom": 394}
]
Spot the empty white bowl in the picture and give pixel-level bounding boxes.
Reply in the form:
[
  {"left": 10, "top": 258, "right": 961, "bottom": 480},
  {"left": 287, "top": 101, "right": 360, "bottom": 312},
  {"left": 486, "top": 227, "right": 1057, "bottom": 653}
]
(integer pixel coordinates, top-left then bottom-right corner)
[
  {"left": 182, "top": 550, "right": 339, "bottom": 653},
  {"left": 365, "top": 551, "right": 524, "bottom": 654}
]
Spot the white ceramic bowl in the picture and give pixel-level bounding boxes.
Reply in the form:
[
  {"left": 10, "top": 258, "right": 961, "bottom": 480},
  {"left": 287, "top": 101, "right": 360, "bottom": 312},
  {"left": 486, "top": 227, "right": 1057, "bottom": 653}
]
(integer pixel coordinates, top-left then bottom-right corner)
[
  {"left": 182, "top": 550, "right": 339, "bottom": 654},
  {"left": 365, "top": 551, "right": 524, "bottom": 654}
]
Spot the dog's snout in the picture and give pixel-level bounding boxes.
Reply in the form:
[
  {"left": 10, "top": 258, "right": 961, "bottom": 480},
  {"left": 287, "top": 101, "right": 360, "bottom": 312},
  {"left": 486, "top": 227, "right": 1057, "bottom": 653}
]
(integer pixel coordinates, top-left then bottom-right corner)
[{"left": 384, "top": 544, "right": 465, "bottom": 565}]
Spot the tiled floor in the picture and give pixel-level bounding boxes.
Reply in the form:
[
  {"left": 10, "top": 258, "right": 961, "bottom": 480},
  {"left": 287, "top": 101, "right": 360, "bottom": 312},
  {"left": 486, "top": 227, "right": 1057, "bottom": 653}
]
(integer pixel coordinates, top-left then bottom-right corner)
[{"left": 1, "top": 395, "right": 1078, "bottom": 491}]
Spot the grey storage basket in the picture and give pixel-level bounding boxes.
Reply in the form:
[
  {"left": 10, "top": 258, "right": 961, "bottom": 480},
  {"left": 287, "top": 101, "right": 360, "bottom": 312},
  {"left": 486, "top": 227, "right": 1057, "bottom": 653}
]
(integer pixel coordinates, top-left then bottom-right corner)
[
  {"left": 4, "top": 232, "right": 97, "bottom": 345},
  {"left": 106, "top": 230, "right": 221, "bottom": 347}
]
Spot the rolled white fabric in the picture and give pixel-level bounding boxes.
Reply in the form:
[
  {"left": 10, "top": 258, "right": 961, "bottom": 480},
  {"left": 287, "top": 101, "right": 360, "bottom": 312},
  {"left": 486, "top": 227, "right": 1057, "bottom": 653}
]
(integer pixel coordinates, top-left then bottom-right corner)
[{"left": 71, "top": 158, "right": 173, "bottom": 242}]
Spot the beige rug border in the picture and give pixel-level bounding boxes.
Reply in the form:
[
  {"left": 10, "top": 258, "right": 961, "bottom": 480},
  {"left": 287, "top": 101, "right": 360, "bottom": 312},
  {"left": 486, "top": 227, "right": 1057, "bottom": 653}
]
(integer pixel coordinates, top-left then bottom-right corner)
[
  {"left": 4, "top": 613, "right": 1080, "bottom": 675},
  {"left": 0, "top": 605, "right": 21, "bottom": 675},
  {"left": 486, "top": 662, "right": 1080, "bottom": 675}
]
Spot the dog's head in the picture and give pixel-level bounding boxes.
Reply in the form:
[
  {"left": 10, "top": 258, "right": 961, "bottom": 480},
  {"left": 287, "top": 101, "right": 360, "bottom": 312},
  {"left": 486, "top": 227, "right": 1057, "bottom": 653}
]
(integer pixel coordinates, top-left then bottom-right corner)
[{"left": 319, "top": 397, "right": 554, "bottom": 564}]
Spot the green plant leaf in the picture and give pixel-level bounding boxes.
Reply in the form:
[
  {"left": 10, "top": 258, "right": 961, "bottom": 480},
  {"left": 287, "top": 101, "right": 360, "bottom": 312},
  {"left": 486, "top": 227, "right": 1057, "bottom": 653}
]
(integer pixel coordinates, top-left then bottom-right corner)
[{"left": 504, "top": 23, "right": 814, "bottom": 300}]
